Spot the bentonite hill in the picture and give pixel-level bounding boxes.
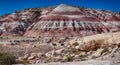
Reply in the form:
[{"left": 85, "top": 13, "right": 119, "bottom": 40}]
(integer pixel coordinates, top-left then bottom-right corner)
[{"left": 0, "top": 4, "right": 120, "bottom": 37}]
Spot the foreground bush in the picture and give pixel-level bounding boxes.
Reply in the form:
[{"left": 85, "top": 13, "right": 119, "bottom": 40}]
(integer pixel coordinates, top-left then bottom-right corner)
[{"left": 0, "top": 53, "right": 16, "bottom": 65}]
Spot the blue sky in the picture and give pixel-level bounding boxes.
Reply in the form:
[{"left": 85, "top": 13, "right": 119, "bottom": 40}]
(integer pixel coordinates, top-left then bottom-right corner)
[{"left": 0, "top": 0, "right": 120, "bottom": 16}]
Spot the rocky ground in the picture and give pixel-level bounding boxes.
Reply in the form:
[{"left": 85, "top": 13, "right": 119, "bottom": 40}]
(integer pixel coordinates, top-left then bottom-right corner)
[
  {"left": 14, "top": 61, "right": 120, "bottom": 65},
  {"left": 0, "top": 32, "right": 120, "bottom": 64}
]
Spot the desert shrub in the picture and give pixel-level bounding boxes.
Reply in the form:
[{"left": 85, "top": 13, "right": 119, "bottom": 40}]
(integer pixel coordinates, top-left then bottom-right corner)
[
  {"left": 66, "top": 56, "right": 73, "bottom": 62},
  {"left": 118, "top": 44, "right": 120, "bottom": 48},
  {"left": 91, "top": 56, "right": 98, "bottom": 59},
  {"left": 80, "top": 58, "right": 86, "bottom": 61},
  {"left": 0, "top": 53, "right": 16, "bottom": 65},
  {"left": 79, "top": 55, "right": 88, "bottom": 59},
  {"left": 71, "top": 48, "right": 77, "bottom": 53},
  {"left": 0, "top": 44, "right": 2, "bottom": 47}
]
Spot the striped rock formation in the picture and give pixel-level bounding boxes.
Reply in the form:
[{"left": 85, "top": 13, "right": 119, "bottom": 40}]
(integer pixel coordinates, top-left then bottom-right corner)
[
  {"left": 0, "top": 4, "right": 120, "bottom": 37},
  {"left": 24, "top": 4, "right": 120, "bottom": 37},
  {"left": 0, "top": 7, "right": 44, "bottom": 36}
]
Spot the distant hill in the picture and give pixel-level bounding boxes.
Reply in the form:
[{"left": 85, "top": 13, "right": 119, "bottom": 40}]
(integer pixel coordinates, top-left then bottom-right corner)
[{"left": 0, "top": 4, "right": 120, "bottom": 37}]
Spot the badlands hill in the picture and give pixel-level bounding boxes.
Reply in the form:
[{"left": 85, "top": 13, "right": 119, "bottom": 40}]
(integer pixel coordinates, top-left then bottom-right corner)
[{"left": 0, "top": 4, "right": 120, "bottom": 37}]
